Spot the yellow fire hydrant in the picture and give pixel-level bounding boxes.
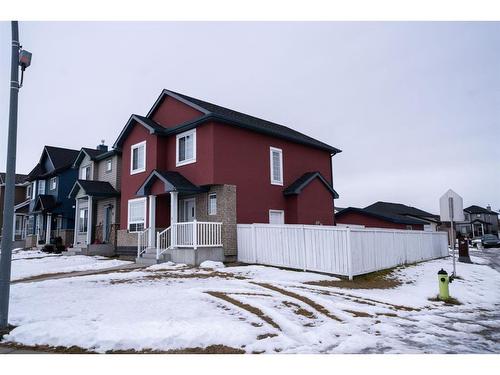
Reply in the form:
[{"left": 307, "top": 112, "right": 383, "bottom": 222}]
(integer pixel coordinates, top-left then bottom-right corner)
[{"left": 438, "top": 268, "right": 453, "bottom": 300}]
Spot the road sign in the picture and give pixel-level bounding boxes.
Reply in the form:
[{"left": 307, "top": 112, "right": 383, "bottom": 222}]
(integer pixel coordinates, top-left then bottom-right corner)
[{"left": 439, "top": 189, "right": 464, "bottom": 222}]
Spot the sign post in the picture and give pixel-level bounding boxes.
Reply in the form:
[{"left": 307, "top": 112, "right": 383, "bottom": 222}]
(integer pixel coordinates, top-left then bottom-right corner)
[{"left": 439, "top": 189, "right": 464, "bottom": 277}]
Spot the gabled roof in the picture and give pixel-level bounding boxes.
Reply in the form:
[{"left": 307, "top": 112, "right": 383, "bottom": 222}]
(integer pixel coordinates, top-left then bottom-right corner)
[
  {"left": 136, "top": 170, "right": 206, "bottom": 196},
  {"left": 465, "top": 205, "right": 498, "bottom": 216},
  {"left": 365, "top": 201, "right": 438, "bottom": 219},
  {"left": 68, "top": 180, "right": 120, "bottom": 198},
  {"left": 72, "top": 147, "right": 118, "bottom": 168},
  {"left": 0, "top": 173, "right": 29, "bottom": 185},
  {"left": 114, "top": 89, "right": 342, "bottom": 154},
  {"left": 336, "top": 207, "right": 428, "bottom": 225},
  {"left": 283, "top": 171, "right": 339, "bottom": 199},
  {"left": 33, "top": 194, "right": 58, "bottom": 212},
  {"left": 14, "top": 199, "right": 30, "bottom": 213},
  {"left": 27, "top": 146, "right": 80, "bottom": 181}
]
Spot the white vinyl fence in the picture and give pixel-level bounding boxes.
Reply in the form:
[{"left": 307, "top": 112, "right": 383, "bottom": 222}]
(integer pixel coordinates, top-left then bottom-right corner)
[{"left": 237, "top": 224, "right": 448, "bottom": 279}]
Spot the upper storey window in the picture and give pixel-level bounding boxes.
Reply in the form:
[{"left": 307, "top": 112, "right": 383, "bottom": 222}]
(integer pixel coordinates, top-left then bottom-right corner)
[
  {"left": 130, "top": 141, "right": 146, "bottom": 175},
  {"left": 80, "top": 165, "right": 91, "bottom": 180},
  {"left": 270, "top": 147, "right": 283, "bottom": 186},
  {"left": 176, "top": 129, "right": 196, "bottom": 167}
]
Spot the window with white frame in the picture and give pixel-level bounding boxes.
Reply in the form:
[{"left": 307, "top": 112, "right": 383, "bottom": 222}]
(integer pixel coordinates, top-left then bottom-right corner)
[
  {"left": 80, "top": 165, "right": 91, "bottom": 180},
  {"left": 31, "top": 181, "right": 36, "bottom": 199},
  {"left": 130, "top": 141, "right": 146, "bottom": 174},
  {"left": 37, "top": 180, "right": 46, "bottom": 195},
  {"left": 105, "top": 159, "right": 112, "bottom": 172},
  {"left": 79, "top": 208, "right": 88, "bottom": 233},
  {"left": 176, "top": 129, "right": 196, "bottom": 166},
  {"left": 208, "top": 193, "right": 217, "bottom": 215},
  {"left": 269, "top": 210, "right": 285, "bottom": 224},
  {"left": 270, "top": 147, "right": 283, "bottom": 185},
  {"left": 128, "top": 198, "right": 146, "bottom": 232},
  {"left": 26, "top": 183, "right": 32, "bottom": 199},
  {"left": 50, "top": 177, "right": 57, "bottom": 190}
]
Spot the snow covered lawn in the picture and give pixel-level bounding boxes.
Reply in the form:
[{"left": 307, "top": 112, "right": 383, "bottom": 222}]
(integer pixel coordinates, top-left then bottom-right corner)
[
  {"left": 2, "top": 256, "right": 499, "bottom": 353},
  {"left": 10, "top": 254, "right": 132, "bottom": 281}
]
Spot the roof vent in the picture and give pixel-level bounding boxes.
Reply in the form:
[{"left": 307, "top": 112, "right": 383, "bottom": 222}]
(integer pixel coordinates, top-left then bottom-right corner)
[{"left": 486, "top": 205, "right": 492, "bottom": 211}]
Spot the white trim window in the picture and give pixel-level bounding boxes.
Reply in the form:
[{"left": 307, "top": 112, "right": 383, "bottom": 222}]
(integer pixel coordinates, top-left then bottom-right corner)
[
  {"left": 79, "top": 208, "right": 88, "bottom": 233},
  {"left": 176, "top": 129, "right": 196, "bottom": 166},
  {"left": 26, "top": 183, "right": 32, "bottom": 199},
  {"left": 37, "top": 180, "right": 46, "bottom": 195},
  {"left": 270, "top": 147, "right": 283, "bottom": 185},
  {"left": 50, "top": 177, "right": 57, "bottom": 190},
  {"left": 106, "top": 159, "right": 112, "bottom": 172},
  {"left": 130, "top": 141, "right": 146, "bottom": 174},
  {"left": 128, "top": 198, "right": 146, "bottom": 232},
  {"left": 208, "top": 193, "right": 217, "bottom": 215},
  {"left": 269, "top": 210, "right": 285, "bottom": 224},
  {"left": 80, "top": 165, "right": 91, "bottom": 180}
]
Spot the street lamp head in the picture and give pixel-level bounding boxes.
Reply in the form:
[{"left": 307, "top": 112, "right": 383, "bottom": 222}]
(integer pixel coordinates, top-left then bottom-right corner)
[{"left": 19, "top": 49, "right": 32, "bottom": 70}]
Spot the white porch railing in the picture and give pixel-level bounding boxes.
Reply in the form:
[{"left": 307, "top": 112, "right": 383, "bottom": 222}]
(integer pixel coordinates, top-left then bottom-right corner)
[
  {"left": 137, "top": 227, "right": 150, "bottom": 258},
  {"left": 155, "top": 221, "right": 223, "bottom": 260}
]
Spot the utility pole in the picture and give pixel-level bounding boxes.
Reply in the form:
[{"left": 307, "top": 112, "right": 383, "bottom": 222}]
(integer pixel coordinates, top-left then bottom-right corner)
[{"left": 0, "top": 21, "right": 31, "bottom": 330}]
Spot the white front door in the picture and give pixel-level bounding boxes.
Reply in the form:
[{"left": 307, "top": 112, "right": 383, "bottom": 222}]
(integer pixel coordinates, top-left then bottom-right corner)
[
  {"left": 179, "top": 198, "right": 196, "bottom": 222},
  {"left": 269, "top": 210, "right": 285, "bottom": 224}
]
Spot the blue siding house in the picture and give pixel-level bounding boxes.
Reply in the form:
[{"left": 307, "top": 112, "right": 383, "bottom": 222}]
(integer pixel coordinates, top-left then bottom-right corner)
[{"left": 25, "top": 146, "right": 80, "bottom": 247}]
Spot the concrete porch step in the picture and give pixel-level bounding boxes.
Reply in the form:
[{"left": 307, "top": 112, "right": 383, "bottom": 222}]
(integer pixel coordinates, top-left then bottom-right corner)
[{"left": 136, "top": 249, "right": 171, "bottom": 266}]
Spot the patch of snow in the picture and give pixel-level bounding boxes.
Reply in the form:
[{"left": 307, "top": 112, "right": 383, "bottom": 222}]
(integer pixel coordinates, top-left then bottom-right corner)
[
  {"left": 3, "top": 256, "right": 500, "bottom": 353},
  {"left": 199, "top": 260, "right": 225, "bottom": 269},
  {"left": 10, "top": 255, "right": 132, "bottom": 281},
  {"left": 147, "top": 262, "right": 187, "bottom": 271}
]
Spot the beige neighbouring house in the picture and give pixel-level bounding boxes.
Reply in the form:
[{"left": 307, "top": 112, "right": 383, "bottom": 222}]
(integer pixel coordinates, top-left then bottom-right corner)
[{"left": 67, "top": 144, "right": 121, "bottom": 256}]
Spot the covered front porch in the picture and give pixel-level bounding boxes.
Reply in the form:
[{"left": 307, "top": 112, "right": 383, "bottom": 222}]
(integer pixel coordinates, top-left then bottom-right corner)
[
  {"left": 135, "top": 170, "right": 223, "bottom": 264},
  {"left": 69, "top": 180, "right": 120, "bottom": 255}
]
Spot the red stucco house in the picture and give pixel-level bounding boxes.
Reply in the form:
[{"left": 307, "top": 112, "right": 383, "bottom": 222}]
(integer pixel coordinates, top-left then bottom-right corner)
[{"left": 113, "top": 89, "right": 340, "bottom": 263}]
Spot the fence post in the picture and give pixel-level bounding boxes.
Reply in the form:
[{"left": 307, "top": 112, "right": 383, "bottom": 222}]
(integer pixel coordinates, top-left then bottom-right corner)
[
  {"left": 346, "top": 227, "right": 353, "bottom": 280},
  {"left": 251, "top": 224, "right": 257, "bottom": 263},
  {"left": 302, "top": 225, "right": 307, "bottom": 271},
  {"left": 193, "top": 220, "right": 197, "bottom": 250}
]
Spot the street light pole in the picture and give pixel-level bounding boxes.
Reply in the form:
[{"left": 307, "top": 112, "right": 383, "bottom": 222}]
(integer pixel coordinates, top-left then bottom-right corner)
[{"left": 0, "top": 21, "right": 27, "bottom": 330}]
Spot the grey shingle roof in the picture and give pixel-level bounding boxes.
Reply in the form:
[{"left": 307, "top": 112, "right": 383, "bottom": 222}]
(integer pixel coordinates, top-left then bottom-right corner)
[
  {"left": 283, "top": 171, "right": 339, "bottom": 199},
  {"left": 163, "top": 90, "right": 341, "bottom": 154},
  {"left": 114, "top": 90, "right": 342, "bottom": 154},
  {"left": 336, "top": 207, "right": 428, "bottom": 225},
  {"left": 136, "top": 170, "right": 206, "bottom": 196},
  {"left": 364, "top": 202, "right": 439, "bottom": 220},
  {"left": 69, "top": 180, "right": 119, "bottom": 198},
  {"left": 0, "top": 173, "right": 29, "bottom": 185},
  {"left": 28, "top": 146, "right": 80, "bottom": 181},
  {"left": 465, "top": 205, "right": 498, "bottom": 215},
  {"left": 33, "top": 194, "right": 58, "bottom": 212}
]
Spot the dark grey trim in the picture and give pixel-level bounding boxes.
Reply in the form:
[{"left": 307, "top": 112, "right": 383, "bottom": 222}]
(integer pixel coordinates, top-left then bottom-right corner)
[
  {"left": 146, "top": 89, "right": 211, "bottom": 118},
  {"left": 136, "top": 170, "right": 206, "bottom": 196},
  {"left": 283, "top": 172, "right": 339, "bottom": 199},
  {"left": 336, "top": 207, "right": 428, "bottom": 225}
]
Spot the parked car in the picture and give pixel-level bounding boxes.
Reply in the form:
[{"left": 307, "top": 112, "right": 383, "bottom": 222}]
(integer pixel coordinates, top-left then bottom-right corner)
[{"left": 481, "top": 234, "right": 500, "bottom": 248}]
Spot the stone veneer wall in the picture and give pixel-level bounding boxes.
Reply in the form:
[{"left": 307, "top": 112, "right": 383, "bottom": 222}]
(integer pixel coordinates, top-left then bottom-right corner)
[{"left": 195, "top": 184, "right": 237, "bottom": 258}]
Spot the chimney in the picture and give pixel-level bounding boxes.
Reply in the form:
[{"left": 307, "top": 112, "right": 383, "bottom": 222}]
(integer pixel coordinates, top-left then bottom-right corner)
[
  {"left": 486, "top": 204, "right": 492, "bottom": 211},
  {"left": 97, "top": 139, "right": 108, "bottom": 152}
]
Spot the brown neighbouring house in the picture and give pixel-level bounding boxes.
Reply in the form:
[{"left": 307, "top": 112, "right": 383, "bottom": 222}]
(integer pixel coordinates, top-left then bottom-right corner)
[{"left": 0, "top": 172, "right": 30, "bottom": 247}]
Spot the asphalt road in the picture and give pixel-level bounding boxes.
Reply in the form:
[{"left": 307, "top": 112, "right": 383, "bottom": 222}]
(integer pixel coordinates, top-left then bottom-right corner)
[{"left": 472, "top": 247, "right": 500, "bottom": 271}]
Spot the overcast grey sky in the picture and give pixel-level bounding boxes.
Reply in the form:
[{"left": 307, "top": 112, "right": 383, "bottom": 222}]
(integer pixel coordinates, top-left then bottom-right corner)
[{"left": 1, "top": 22, "right": 499, "bottom": 213}]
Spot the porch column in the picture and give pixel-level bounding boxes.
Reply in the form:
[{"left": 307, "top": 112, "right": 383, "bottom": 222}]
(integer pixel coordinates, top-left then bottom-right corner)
[
  {"left": 481, "top": 223, "right": 484, "bottom": 236},
  {"left": 170, "top": 191, "right": 178, "bottom": 248},
  {"left": 46, "top": 213, "right": 52, "bottom": 244},
  {"left": 148, "top": 194, "right": 156, "bottom": 248},
  {"left": 87, "top": 196, "right": 93, "bottom": 245},
  {"left": 73, "top": 198, "right": 80, "bottom": 246}
]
